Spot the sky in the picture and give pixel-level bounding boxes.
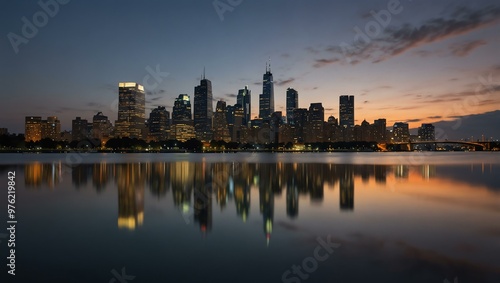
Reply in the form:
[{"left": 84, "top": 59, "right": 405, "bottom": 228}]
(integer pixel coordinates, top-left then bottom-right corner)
[{"left": 1, "top": 0, "right": 499, "bottom": 135}]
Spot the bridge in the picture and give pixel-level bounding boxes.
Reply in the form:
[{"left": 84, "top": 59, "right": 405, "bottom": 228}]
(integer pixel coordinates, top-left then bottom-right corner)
[{"left": 390, "top": 140, "right": 488, "bottom": 151}]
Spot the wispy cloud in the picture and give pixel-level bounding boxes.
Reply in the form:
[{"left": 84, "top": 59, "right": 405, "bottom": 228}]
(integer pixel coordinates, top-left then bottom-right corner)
[
  {"left": 315, "top": 5, "right": 500, "bottom": 66},
  {"left": 449, "top": 39, "right": 487, "bottom": 57},
  {"left": 406, "top": 118, "right": 422, "bottom": 123},
  {"left": 313, "top": 58, "right": 341, "bottom": 68},
  {"left": 276, "top": 78, "right": 295, "bottom": 86}
]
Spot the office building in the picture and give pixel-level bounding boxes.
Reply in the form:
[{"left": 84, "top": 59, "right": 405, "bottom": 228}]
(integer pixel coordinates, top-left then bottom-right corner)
[
  {"left": 194, "top": 73, "right": 213, "bottom": 142},
  {"left": 92, "top": 112, "right": 113, "bottom": 143},
  {"left": 307, "top": 103, "right": 324, "bottom": 143},
  {"left": 292, "top": 108, "right": 308, "bottom": 143},
  {"left": 373, "top": 118, "right": 387, "bottom": 143},
  {"left": 418, "top": 123, "right": 435, "bottom": 141},
  {"left": 393, "top": 122, "right": 410, "bottom": 143},
  {"left": 339, "top": 95, "right": 355, "bottom": 128},
  {"left": 41, "top": 116, "right": 60, "bottom": 141},
  {"left": 115, "top": 82, "right": 146, "bottom": 139},
  {"left": 148, "top": 106, "right": 170, "bottom": 141},
  {"left": 286, "top": 88, "right": 298, "bottom": 125},
  {"left": 213, "top": 100, "right": 231, "bottom": 142},
  {"left": 172, "top": 94, "right": 192, "bottom": 124},
  {"left": 72, "top": 117, "right": 89, "bottom": 141},
  {"left": 237, "top": 86, "right": 251, "bottom": 126},
  {"left": 259, "top": 62, "right": 274, "bottom": 120},
  {"left": 25, "top": 116, "right": 42, "bottom": 142}
]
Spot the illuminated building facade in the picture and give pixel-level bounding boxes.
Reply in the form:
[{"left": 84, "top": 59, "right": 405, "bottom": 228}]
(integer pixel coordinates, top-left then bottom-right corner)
[{"left": 115, "top": 82, "right": 146, "bottom": 139}]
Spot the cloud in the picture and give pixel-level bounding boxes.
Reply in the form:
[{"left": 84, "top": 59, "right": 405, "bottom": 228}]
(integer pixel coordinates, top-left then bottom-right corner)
[
  {"left": 413, "top": 49, "right": 439, "bottom": 58},
  {"left": 281, "top": 53, "right": 290, "bottom": 58},
  {"left": 225, "top": 93, "right": 237, "bottom": 98},
  {"left": 317, "top": 5, "right": 500, "bottom": 66},
  {"left": 427, "top": 116, "right": 442, "bottom": 119},
  {"left": 276, "top": 78, "right": 295, "bottom": 86},
  {"left": 313, "top": 58, "right": 341, "bottom": 68},
  {"left": 406, "top": 118, "right": 422, "bottom": 123},
  {"left": 449, "top": 39, "right": 487, "bottom": 57}
]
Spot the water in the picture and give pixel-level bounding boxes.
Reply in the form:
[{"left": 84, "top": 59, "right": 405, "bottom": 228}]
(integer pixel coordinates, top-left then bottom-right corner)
[{"left": 1, "top": 152, "right": 499, "bottom": 283}]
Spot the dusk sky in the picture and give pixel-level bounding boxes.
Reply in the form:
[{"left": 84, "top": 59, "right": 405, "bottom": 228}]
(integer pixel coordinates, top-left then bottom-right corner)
[{"left": 1, "top": 0, "right": 499, "bottom": 134}]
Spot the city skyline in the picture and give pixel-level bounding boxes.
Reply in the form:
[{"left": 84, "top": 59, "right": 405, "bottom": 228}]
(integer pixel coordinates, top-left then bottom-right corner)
[
  {"left": 12, "top": 74, "right": 500, "bottom": 142},
  {"left": 1, "top": 0, "right": 499, "bottom": 135}
]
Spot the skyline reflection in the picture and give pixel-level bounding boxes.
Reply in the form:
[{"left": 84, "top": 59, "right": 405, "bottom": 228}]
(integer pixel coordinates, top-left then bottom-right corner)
[{"left": 21, "top": 161, "right": 500, "bottom": 235}]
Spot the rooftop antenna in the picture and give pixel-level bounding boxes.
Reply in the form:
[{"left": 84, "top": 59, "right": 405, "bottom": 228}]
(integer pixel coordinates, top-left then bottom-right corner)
[
  {"left": 203, "top": 66, "right": 206, "bottom": 80},
  {"left": 268, "top": 57, "right": 271, "bottom": 72}
]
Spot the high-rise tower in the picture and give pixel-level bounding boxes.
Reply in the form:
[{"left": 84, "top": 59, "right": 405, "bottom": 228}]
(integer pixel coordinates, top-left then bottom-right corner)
[
  {"left": 286, "top": 88, "right": 298, "bottom": 125},
  {"left": 339, "top": 95, "right": 355, "bottom": 128},
  {"left": 194, "top": 71, "right": 213, "bottom": 142},
  {"left": 237, "top": 86, "right": 251, "bottom": 126},
  {"left": 115, "top": 82, "right": 146, "bottom": 139},
  {"left": 172, "top": 94, "right": 192, "bottom": 124},
  {"left": 259, "top": 61, "right": 274, "bottom": 120}
]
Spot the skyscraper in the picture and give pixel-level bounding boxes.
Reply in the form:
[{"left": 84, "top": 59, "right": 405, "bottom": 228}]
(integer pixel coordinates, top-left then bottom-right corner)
[
  {"left": 148, "top": 106, "right": 170, "bottom": 141},
  {"left": 373, "top": 118, "right": 387, "bottom": 143},
  {"left": 41, "top": 116, "right": 60, "bottom": 141},
  {"left": 25, "top": 116, "right": 42, "bottom": 142},
  {"left": 115, "top": 82, "right": 146, "bottom": 139},
  {"left": 418, "top": 123, "right": 435, "bottom": 141},
  {"left": 213, "top": 100, "right": 231, "bottom": 142},
  {"left": 92, "top": 112, "right": 113, "bottom": 143},
  {"left": 339, "top": 95, "right": 355, "bottom": 128},
  {"left": 393, "top": 122, "right": 410, "bottom": 143},
  {"left": 72, "top": 117, "right": 89, "bottom": 141},
  {"left": 194, "top": 73, "right": 213, "bottom": 142},
  {"left": 292, "top": 108, "right": 308, "bottom": 143},
  {"left": 171, "top": 94, "right": 195, "bottom": 142},
  {"left": 259, "top": 62, "right": 274, "bottom": 120},
  {"left": 172, "top": 94, "right": 192, "bottom": 124},
  {"left": 237, "top": 86, "right": 251, "bottom": 126},
  {"left": 286, "top": 88, "right": 298, "bottom": 125},
  {"left": 307, "top": 103, "right": 325, "bottom": 143}
]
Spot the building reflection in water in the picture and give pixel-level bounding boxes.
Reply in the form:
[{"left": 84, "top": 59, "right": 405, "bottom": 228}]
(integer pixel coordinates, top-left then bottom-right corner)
[
  {"left": 25, "top": 162, "right": 62, "bottom": 188},
  {"left": 26, "top": 161, "right": 481, "bottom": 232},
  {"left": 116, "top": 164, "right": 145, "bottom": 230},
  {"left": 233, "top": 163, "right": 251, "bottom": 222},
  {"left": 339, "top": 165, "right": 354, "bottom": 211}
]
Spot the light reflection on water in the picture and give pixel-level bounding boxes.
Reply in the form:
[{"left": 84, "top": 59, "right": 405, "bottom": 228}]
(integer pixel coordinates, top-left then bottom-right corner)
[{"left": 1, "top": 152, "right": 500, "bottom": 283}]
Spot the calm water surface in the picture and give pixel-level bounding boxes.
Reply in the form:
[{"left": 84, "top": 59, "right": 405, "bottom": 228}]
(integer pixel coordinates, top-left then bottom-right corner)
[{"left": 1, "top": 152, "right": 499, "bottom": 283}]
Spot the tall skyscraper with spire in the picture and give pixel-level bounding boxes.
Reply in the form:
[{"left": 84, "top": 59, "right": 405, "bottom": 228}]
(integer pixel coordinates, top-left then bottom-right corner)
[
  {"left": 194, "top": 69, "right": 213, "bottom": 142},
  {"left": 237, "top": 86, "right": 251, "bottom": 126},
  {"left": 259, "top": 61, "right": 274, "bottom": 120}
]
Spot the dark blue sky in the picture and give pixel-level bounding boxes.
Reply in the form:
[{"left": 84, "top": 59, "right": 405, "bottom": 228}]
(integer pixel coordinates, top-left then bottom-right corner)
[{"left": 1, "top": 0, "right": 499, "bottom": 136}]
